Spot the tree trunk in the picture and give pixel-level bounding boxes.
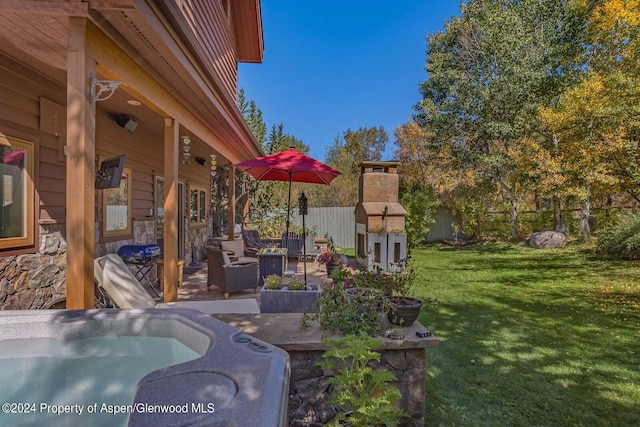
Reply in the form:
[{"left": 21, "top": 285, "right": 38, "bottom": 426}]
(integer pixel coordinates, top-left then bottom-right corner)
[
  {"left": 552, "top": 196, "right": 563, "bottom": 232},
  {"left": 510, "top": 197, "right": 518, "bottom": 239},
  {"left": 579, "top": 198, "right": 591, "bottom": 242},
  {"left": 496, "top": 177, "right": 519, "bottom": 239}
]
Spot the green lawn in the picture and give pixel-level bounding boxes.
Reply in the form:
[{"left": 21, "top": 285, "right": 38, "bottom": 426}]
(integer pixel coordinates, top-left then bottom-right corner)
[{"left": 411, "top": 243, "right": 639, "bottom": 426}]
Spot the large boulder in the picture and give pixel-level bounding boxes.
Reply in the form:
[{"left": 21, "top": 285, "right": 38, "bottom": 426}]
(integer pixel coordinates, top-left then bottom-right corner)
[{"left": 529, "top": 231, "right": 566, "bottom": 249}]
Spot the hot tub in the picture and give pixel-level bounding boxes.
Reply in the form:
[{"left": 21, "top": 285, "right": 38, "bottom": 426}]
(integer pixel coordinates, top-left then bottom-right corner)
[{"left": 0, "top": 309, "right": 290, "bottom": 427}]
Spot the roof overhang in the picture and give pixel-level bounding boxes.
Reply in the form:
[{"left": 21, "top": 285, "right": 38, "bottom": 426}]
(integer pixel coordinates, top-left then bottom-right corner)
[
  {"left": 231, "top": 0, "right": 264, "bottom": 63},
  {"left": 0, "top": 0, "right": 263, "bottom": 163}
]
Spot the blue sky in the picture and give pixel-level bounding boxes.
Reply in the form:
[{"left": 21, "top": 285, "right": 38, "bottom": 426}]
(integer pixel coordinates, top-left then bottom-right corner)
[{"left": 238, "top": 1, "right": 462, "bottom": 161}]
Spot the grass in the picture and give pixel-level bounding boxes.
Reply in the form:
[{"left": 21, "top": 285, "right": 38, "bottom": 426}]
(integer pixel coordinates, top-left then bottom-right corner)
[{"left": 410, "top": 242, "right": 640, "bottom": 426}]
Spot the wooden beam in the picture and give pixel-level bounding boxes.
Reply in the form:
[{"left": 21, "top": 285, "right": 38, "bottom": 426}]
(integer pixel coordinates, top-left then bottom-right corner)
[
  {"left": 163, "top": 117, "right": 179, "bottom": 302},
  {"left": 66, "top": 16, "right": 95, "bottom": 309},
  {"left": 86, "top": 24, "right": 254, "bottom": 164}
]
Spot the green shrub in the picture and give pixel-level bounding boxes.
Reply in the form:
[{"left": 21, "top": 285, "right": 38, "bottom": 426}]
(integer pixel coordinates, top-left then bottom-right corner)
[
  {"left": 263, "top": 274, "right": 283, "bottom": 290},
  {"left": 317, "top": 334, "right": 407, "bottom": 426},
  {"left": 595, "top": 212, "right": 640, "bottom": 259},
  {"left": 287, "top": 278, "right": 305, "bottom": 290}
]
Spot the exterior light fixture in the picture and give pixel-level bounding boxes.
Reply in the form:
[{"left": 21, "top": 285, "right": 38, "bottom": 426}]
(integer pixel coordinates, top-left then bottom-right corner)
[{"left": 182, "top": 133, "right": 191, "bottom": 166}]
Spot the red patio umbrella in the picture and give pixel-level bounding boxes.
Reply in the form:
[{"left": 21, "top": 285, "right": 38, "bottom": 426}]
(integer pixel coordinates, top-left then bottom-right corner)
[{"left": 235, "top": 148, "right": 341, "bottom": 240}]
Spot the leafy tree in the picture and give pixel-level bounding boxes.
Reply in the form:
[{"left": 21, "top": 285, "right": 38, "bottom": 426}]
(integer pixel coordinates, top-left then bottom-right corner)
[
  {"left": 238, "top": 88, "right": 267, "bottom": 149},
  {"left": 538, "top": 0, "right": 640, "bottom": 240},
  {"left": 416, "top": 0, "right": 582, "bottom": 238},
  {"left": 314, "top": 126, "right": 389, "bottom": 207},
  {"left": 400, "top": 182, "right": 437, "bottom": 248}
]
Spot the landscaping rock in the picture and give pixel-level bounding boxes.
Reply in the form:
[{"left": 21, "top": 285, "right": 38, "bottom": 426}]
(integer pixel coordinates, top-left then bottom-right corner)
[{"left": 529, "top": 231, "right": 566, "bottom": 249}]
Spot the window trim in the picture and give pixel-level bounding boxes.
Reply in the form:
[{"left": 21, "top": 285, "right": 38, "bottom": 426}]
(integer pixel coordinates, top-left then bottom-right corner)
[
  {"left": 103, "top": 167, "right": 132, "bottom": 238},
  {"left": 0, "top": 135, "right": 35, "bottom": 250}
]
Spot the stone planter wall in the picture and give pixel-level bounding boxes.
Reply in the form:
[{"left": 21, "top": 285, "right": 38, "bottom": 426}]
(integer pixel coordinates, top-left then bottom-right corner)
[
  {"left": 288, "top": 347, "right": 426, "bottom": 427},
  {"left": 214, "top": 313, "right": 438, "bottom": 427}
]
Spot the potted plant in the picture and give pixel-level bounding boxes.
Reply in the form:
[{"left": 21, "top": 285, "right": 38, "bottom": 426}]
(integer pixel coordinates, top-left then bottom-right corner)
[
  {"left": 287, "top": 277, "right": 306, "bottom": 291},
  {"left": 384, "top": 260, "right": 423, "bottom": 327},
  {"left": 260, "top": 276, "right": 320, "bottom": 313},
  {"left": 342, "top": 260, "right": 423, "bottom": 327},
  {"left": 303, "top": 264, "right": 392, "bottom": 337},
  {"left": 316, "top": 235, "right": 341, "bottom": 276},
  {"left": 263, "top": 274, "right": 283, "bottom": 290}
]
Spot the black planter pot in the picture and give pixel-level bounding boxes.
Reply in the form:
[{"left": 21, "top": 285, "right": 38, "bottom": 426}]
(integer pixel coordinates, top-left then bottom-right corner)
[
  {"left": 386, "top": 296, "right": 422, "bottom": 326},
  {"left": 326, "top": 261, "right": 340, "bottom": 276}
]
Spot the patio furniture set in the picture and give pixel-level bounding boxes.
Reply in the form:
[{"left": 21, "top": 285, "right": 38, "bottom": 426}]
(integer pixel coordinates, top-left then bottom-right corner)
[
  {"left": 88, "top": 229, "right": 317, "bottom": 315},
  {"left": 205, "top": 229, "right": 320, "bottom": 298}
]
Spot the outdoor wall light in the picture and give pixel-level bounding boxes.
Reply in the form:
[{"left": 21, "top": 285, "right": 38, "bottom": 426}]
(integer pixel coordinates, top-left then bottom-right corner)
[
  {"left": 182, "top": 134, "right": 191, "bottom": 166},
  {"left": 114, "top": 114, "right": 138, "bottom": 132}
]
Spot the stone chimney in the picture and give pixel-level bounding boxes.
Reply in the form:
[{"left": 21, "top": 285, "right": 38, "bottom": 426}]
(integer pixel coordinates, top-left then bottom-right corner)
[{"left": 354, "top": 162, "right": 407, "bottom": 272}]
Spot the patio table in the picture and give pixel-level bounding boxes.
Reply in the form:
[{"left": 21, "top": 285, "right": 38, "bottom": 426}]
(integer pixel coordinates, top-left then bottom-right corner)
[{"left": 257, "top": 248, "right": 288, "bottom": 285}]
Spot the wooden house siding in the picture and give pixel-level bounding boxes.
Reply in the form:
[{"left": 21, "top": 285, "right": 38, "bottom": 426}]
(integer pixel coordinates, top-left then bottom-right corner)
[
  {"left": 93, "top": 106, "right": 212, "bottom": 241},
  {"left": 178, "top": 0, "right": 238, "bottom": 103},
  {"left": 1, "top": 56, "right": 213, "bottom": 243},
  {"left": 0, "top": 53, "right": 67, "bottom": 229}
]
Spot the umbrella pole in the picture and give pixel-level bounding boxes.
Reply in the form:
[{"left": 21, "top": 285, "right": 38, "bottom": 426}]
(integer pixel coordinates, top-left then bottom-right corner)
[{"left": 285, "top": 172, "right": 292, "bottom": 250}]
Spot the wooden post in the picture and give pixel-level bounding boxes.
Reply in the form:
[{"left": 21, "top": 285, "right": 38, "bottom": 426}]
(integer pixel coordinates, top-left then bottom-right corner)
[
  {"left": 228, "top": 166, "right": 236, "bottom": 238},
  {"left": 163, "top": 118, "right": 180, "bottom": 302},
  {"left": 66, "top": 17, "right": 96, "bottom": 309}
]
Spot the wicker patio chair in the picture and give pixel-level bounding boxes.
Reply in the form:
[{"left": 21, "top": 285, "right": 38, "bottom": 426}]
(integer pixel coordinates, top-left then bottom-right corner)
[{"left": 207, "top": 247, "right": 259, "bottom": 298}]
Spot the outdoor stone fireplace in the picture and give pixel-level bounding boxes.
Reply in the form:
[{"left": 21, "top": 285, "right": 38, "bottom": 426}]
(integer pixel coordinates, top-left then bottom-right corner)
[{"left": 355, "top": 162, "right": 407, "bottom": 272}]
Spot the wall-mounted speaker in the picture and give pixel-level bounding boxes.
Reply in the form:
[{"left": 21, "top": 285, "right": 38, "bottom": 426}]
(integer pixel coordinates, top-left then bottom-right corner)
[{"left": 114, "top": 114, "right": 138, "bottom": 132}]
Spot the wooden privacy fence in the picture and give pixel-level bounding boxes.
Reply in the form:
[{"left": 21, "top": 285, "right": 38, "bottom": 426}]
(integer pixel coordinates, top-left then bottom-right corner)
[{"left": 289, "top": 207, "right": 355, "bottom": 249}]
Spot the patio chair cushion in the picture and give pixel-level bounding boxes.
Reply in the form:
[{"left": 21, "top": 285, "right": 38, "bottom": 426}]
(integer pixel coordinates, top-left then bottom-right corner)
[
  {"left": 220, "top": 239, "right": 244, "bottom": 257},
  {"left": 219, "top": 239, "right": 255, "bottom": 262},
  {"left": 243, "top": 229, "right": 268, "bottom": 253}
]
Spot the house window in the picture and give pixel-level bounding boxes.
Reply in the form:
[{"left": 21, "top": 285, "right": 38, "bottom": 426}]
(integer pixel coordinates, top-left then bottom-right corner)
[
  {"left": 190, "top": 186, "right": 206, "bottom": 225},
  {"left": 0, "top": 136, "right": 34, "bottom": 249},
  {"left": 103, "top": 168, "right": 132, "bottom": 237}
]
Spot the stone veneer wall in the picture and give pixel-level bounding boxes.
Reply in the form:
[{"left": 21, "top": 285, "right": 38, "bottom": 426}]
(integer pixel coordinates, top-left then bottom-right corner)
[
  {"left": 0, "top": 224, "right": 67, "bottom": 310},
  {"left": 288, "top": 347, "right": 426, "bottom": 427},
  {"left": 185, "top": 225, "right": 209, "bottom": 265},
  {"left": 0, "top": 219, "right": 160, "bottom": 310}
]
